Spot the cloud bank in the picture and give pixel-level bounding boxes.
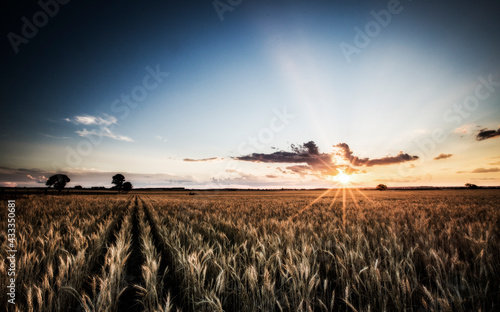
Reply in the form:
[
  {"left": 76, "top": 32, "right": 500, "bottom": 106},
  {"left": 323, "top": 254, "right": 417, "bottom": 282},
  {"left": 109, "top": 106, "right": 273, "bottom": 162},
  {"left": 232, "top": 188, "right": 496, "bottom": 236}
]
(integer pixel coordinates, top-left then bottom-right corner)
[
  {"left": 235, "top": 141, "right": 336, "bottom": 174},
  {"left": 457, "top": 167, "right": 500, "bottom": 174},
  {"left": 335, "top": 143, "right": 418, "bottom": 167},
  {"left": 234, "top": 141, "right": 419, "bottom": 176}
]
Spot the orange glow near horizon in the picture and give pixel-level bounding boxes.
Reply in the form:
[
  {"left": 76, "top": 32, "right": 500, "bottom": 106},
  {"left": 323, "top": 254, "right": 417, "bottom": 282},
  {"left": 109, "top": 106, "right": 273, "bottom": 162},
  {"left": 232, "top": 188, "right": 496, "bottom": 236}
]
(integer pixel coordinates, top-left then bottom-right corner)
[
  {"left": 290, "top": 170, "right": 375, "bottom": 225},
  {"left": 335, "top": 171, "right": 351, "bottom": 185}
]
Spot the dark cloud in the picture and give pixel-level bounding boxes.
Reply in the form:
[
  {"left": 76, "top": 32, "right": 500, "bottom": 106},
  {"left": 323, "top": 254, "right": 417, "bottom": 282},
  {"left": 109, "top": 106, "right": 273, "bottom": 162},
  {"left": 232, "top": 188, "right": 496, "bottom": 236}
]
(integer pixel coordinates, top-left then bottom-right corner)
[
  {"left": 183, "top": 157, "right": 223, "bottom": 162},
  {"left": 301, "top": 141, "right": 319, "bottom": 155},
  {"left": 234, "top": 141, "right": 419, "bottom": 177},
  {"left": 335, "top": 143, "right": 419, "bottom": 167},
  {"left": 476, "top": 128, "right": 500, "bottom": 141},
  {"left": 434, "top": 153, "right": 453, "bottom": 160},
  {"left": 286, "top": 165, "right": 312, "bottom": 176},
  {"left": 235, "top": 141, "right": 338, "bottom": 174},
  {"left": 457, "top": 167, "right": 500, "bottom": 174}
]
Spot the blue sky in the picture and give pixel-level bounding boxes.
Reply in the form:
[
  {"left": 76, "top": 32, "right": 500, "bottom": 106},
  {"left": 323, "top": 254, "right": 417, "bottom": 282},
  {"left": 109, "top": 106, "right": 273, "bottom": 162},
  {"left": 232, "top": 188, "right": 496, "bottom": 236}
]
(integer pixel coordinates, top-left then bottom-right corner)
[{"left": 1, "top": 0, "right": 500, "bottom": 188}]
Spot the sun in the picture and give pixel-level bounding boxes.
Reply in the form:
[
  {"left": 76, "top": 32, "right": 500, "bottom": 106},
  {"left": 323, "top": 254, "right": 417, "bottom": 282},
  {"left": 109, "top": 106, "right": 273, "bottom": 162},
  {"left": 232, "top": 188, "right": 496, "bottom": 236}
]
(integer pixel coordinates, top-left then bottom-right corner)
[{"left": 336, "top": 171, "right": 351, "bottom": 185}]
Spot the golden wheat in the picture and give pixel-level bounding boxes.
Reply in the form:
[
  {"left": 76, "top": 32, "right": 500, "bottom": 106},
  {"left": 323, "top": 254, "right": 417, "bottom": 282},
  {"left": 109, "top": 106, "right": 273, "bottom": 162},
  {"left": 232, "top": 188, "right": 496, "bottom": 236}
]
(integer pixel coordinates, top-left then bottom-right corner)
[{"left": 2, "top": 190, "right": 498, "bottom": 311}]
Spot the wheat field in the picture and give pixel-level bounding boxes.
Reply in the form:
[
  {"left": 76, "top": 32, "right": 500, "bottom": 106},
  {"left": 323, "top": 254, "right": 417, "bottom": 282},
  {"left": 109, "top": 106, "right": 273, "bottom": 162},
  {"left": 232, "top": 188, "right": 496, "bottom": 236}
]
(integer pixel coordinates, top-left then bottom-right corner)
[{"left": 1, "top": 189, "right": 499, "bottom": 311}]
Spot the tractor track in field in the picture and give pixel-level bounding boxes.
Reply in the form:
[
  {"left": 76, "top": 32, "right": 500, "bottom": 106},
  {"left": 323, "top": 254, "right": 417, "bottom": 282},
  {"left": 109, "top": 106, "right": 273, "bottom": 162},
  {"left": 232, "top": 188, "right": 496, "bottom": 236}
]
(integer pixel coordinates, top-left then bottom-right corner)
[
  {"left": 141, "top": 197, "right": 186, "bottom": 312},
  {"left": 87, "top": 197, "right": 132, "bottom": 275},
  {"left": 142, "top": 199, "right": 250, "bottom": 312},
  {"left": 71, "top": 197, "right": 132, "bottom": 312},
  {"left": 117, "top": 196, "right": 145, "bottom": 312}
]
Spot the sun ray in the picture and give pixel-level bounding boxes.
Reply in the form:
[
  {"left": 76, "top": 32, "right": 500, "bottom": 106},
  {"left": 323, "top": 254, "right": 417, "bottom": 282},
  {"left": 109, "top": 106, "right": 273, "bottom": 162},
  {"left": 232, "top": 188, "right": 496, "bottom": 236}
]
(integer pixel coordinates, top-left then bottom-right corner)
[
  {"left": 328, "top": 187, "right": 341, "bottom": 209},
  {"left": 342, "top": 186, "right": 346, "bottom": 228},
  {"left": 336, "top": 171, "right": 351, "bottom": 185},
  {"left": 348, "top": 187, "right": 361, "bottom": 210},
  {"left": 292, "top": 153, "right": 365, "bottom": 226},
  {"left": 288, "top": 187, "right": 336, "bottom": 221},
  {"left": 353, "top": 187, "right": 375, "bottom": 204}
]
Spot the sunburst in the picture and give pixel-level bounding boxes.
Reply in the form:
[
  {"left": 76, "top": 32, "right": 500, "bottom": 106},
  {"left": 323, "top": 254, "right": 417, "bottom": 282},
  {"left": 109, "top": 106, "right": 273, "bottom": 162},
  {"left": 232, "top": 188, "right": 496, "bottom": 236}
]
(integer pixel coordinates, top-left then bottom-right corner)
[
  {"left": 335, "top": 171, "right": 351, "bottom": 185},
  {"left": 289, "top": 169, "right": 373, "bottom": 227}
]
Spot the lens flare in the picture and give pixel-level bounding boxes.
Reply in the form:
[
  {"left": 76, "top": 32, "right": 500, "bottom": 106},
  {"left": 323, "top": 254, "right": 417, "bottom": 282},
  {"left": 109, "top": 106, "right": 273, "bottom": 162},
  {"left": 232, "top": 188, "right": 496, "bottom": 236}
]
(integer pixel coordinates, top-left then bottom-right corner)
[{"left": 336, "top": 171, "right": 351, "bottom": 185}]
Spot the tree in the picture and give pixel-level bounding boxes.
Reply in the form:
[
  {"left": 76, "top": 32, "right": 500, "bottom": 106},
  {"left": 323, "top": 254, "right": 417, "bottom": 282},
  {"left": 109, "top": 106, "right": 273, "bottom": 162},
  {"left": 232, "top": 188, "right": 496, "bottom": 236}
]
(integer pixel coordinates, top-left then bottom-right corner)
[
  {"left": 465, "top": 183, "right": 479, "bottom": 189},
  {"left": 112, "top": 174, "right": 125, "bottom": 191},
  {"left": 376, "top": 184, "right": 388, "bottom": 191},
  {"left": 122, "top": 182, "right": 133, "bottom": 193},
  {"left": 46, "top": 174, "right": 70, "bottom": 191},
  {"left": 74, "top": 185, "right": 83, "bottom": 190}
]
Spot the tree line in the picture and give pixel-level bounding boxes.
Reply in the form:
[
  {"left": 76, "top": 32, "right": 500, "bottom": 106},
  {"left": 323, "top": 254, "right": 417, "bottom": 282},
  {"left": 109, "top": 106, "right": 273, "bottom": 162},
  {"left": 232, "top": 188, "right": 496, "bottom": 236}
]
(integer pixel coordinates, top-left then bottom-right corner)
[{"left": 45, "top": 173, "right": 133, "bottom": 193}]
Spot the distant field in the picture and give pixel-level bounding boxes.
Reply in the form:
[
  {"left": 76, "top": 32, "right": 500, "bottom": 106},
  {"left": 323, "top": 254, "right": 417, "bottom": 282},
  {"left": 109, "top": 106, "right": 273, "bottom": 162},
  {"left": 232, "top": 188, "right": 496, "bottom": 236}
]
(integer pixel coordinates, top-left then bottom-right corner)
[{"left": 1, "top": 190, "right": 499, "bottom": 311}]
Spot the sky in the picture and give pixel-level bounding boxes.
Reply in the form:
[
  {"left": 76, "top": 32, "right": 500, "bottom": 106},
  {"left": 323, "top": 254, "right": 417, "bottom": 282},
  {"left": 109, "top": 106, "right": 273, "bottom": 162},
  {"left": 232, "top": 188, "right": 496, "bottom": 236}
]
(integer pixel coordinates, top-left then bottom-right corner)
[{"left": 1, "top": 0, "right": 499, "bottom": 188}]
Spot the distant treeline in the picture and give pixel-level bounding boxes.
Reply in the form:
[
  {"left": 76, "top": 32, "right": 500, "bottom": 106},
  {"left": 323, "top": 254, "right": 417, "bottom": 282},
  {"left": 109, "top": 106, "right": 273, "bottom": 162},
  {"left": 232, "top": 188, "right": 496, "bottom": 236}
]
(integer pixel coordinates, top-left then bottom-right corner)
[
  {"left": 0, "top": 187, "right": 119, "bottom": 197},
  {"left": 2, "top": 186, "right": 499, "bottom": 196}
]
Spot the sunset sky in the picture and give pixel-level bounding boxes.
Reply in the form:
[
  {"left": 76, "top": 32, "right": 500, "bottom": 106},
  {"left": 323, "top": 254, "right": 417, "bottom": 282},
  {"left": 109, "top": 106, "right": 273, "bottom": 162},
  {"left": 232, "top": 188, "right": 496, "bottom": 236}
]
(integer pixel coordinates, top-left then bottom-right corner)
[{"left": 1, "top": 0, "right": 499, "bottom": 188}]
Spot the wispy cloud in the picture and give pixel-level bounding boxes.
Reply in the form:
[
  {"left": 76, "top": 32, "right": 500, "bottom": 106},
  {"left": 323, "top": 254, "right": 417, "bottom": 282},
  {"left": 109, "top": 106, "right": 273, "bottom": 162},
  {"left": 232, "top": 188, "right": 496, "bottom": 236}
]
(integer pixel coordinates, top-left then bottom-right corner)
[
  {"left": 26, "top": 174, "right": 47, "bottom": 183},
  {"left": 266, "top": 174, "right": 279, "bottom": 179},
  {"left": 210, "top": 169, "right": 265, "bottom": 186},
  {"left": 65, "top": 114, "right": 117, "bottom": 126},
  {"left": 286, "top": 165, "right": 312, "bottom": 176},
  {"left": 40, "top": 133, "right": 70, "bottom": 139},
  {"left": 471, "top": 167, "right": 500, "bottom": 173},
  {"left": 454, "top": 123, "right": 475, "bottom": 134},
  {"left": 183, "top": 157, "right": 224, "bottom": 162},
  {"left": 0, "top": 167, "right": 53, "bottom": 187},
  {"left": 76, "top": 127, "right": 133, "bottom": 142},
  {"left": 155, "top": 135, "right": 168, "bottom": 142},
  {"left": 434, "top": 153, "right": 453, "bottom": 160},
  {"left": 375, "top": 174, "right": 433, "bottom": 183},
  {"left": 457, "top": 167, "right": 500, "bottom": 174},
  {"left": 65, "top": 114, "right": 132, "bottom": 142}
]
